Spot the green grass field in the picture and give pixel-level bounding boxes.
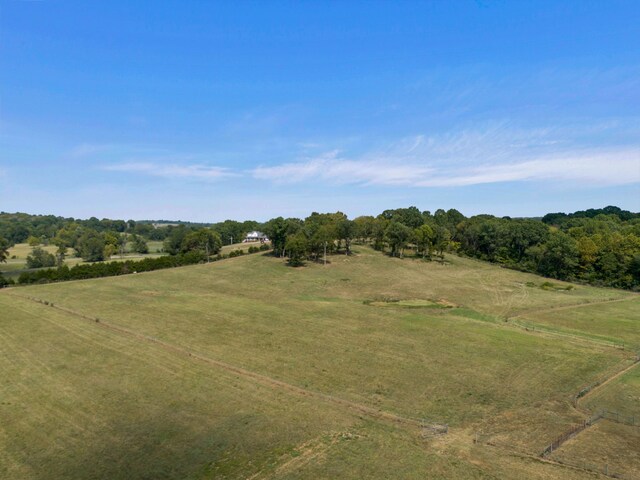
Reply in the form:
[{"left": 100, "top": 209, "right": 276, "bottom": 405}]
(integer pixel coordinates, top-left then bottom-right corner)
[{"left": 1, "top": 245, "right": 638, "bottom": 479}]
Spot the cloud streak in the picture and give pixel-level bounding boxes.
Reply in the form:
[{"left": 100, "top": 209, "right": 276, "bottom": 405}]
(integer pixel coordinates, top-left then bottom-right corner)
[
  {"left": 253, "top": 150, "right": 434, "bottom": 186},
  {"left": 252, "top": 131, "right": 640, "bottom": 188},
  {"left": 102, "top": 162, "right": 234, "bottom": 180},
  {"left": 415, "top": 150, "right": 640, "bottom": 187}
]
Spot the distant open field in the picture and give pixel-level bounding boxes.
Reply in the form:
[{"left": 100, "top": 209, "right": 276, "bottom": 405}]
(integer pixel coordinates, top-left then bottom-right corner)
[
  {"left": 2, "top": 242, "right": 166, "bottom": 280},
  {"left": 1, "top": 245, "right": 638, "bottom": 479}
]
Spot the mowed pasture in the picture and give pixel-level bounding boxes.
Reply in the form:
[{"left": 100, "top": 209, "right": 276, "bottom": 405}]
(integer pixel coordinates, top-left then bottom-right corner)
[{"left": 1, "top": 245, "right": 639, "bottom": 479}]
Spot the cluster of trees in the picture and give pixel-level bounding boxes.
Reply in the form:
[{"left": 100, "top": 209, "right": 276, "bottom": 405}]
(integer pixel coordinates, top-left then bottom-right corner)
[
  {"left": 0, "top": 212, "right": 231, "bottom": 267},
  {"left": 259, "top": 208, "right": 461, "bottom": 266},
  {"left": 0, "top": 212, "right": 213, "bottom": 245},
  {"left": 162, "top": 226, "right": 222, "bottom": 257},
  {"left": 256, "top": 206, "right": 640, "bottom": 290},
  {"left": 453, "top": 207, "right": 640, "bottom": 288}
]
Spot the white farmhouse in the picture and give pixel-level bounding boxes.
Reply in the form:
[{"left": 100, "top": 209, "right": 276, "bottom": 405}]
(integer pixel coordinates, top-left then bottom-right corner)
[{"left": 243, "top": 231, "right": 269, "bottom": 243}]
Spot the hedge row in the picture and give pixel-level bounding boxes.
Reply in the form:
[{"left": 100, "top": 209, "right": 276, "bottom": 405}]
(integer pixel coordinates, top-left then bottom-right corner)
[{"left": 13, "top": 243, "right": 271, "bottom": 286}]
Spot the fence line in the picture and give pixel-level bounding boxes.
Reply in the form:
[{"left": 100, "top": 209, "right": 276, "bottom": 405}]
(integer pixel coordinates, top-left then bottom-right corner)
[
  {"left": 540, "top": 411, "right": 603, "bottom": 457},
  {"left": 574, "top": 357, "right": 640, "bottom": 407},
  {"left": 599, "top": 409, "right": 639, "bottom": 428}
]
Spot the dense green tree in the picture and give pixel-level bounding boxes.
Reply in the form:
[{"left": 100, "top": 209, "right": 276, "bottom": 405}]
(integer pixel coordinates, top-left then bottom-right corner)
[
  {"left": 180, "top": 229, "right": 222, "bottom": 259},
  {"left": 336, "top": 218, "right": 355, "bottom": 255},
  {"left": 131, "top": 235, "right": 149, "bottom": 254},
  {"left": 27, "top": 235, "right": 40, "bottom": 247},
  {"left": 163, "top": 225, "right": 189, "bottom": 255},
  {"left": 414, "top": 224, "right": 434, "bottom": 258},
  {"left": 305, "top": 223, "right": 336, "bottom": 261},
  {"left": 371, "top": 218, "right": 388, "bottom": 251},
  {"left": 385, "top": 222, "right": 412, "bottom": 257},
  {"left": 353, "top": 216, "right": 376, "bottom": 243},
  {"left": 104, "top": 244, "right": 116, "bottom": 259},
  {"left": 0, "top": 236, "right": 9, "bottom": 264},
  {"left": 263, "top": 217, "right": 301, "bottom": 257},
  {"left": 26, "top": 246, "right": 56, "bottom": 268},
  {"left": 433, "top": 226, "right": 451, "bottom": 257},
  {"left": 379, "top": 206, "right": 424, "bottom": 229},
  {"left": 285, "top": 232, "right": 309, "bottom": 266},
  {"left": 211, "top": 219, "right": 259, "bottom": 245},
  {"left": 55, "top": 244, "right": 67, "bottom": 267},
  {"left": 530, "top": 231, "right": 579, "bottom": 280},
  {"left": 76, "top": 231, "right": 106, "bottom": 262}
]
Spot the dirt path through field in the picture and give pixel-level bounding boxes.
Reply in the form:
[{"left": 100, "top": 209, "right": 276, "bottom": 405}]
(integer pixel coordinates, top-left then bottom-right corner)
[{"left": 510, "top": 295, "right": 639, "bottom": 320}]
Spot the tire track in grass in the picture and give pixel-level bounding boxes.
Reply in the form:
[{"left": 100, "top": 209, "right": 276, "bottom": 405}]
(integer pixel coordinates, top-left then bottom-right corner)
[
  {"left": 5, "top": 292, "right": 447, "bottom": 434},
  {"left": 510, "top": 295, "right": 639, "bottom": 320}
]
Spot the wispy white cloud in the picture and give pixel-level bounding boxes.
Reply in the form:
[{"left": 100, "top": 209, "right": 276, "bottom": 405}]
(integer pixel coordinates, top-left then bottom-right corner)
[
  {"left": 102, "top": 162, "right": 234, "bottom": 180},
  {"left": 253, "top": 150, "right": 433, "bottom": 186},
  {"left": 252, "top": 126, "right": 640, "bottom": 188},
  {"left": 415, "top": 150, "right": 640, "bottom": 187}
]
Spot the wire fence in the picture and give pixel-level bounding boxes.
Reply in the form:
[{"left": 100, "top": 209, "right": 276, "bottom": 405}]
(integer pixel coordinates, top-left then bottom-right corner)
[
  {"left": 598, "top": 409, "right": 639, "bottom": 427},
  {"left": 574, "top": 357, "right": 640, "bottom": 407},
  {"left": 540, "top": 410, "right": 603, "bottom": 457}
]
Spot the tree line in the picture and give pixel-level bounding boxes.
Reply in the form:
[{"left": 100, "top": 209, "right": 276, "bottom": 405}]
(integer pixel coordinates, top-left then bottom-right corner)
[{"left": 1, "top": 206, "right": 639, "bottom": 290}]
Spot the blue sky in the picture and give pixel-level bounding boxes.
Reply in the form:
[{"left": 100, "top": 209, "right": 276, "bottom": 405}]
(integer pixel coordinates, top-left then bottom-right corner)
[{"left": 1, "top": 1, "right": 639, "bottom": 222}]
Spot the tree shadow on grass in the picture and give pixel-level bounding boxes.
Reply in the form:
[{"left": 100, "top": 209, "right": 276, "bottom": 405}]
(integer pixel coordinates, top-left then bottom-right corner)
[{"left": 21, "top": 412, "right": 276, "bottom": 480}]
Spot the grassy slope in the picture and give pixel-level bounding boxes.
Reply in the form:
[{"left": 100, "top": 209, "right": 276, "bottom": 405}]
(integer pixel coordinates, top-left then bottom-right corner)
[{"left": 2, "top": 245, "right": 638, "bottom": 478}]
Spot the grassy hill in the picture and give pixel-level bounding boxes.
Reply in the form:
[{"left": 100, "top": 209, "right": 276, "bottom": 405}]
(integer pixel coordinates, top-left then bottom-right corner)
[{"left": 1, "top": 246, "right": 638, "bottom": 479}]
